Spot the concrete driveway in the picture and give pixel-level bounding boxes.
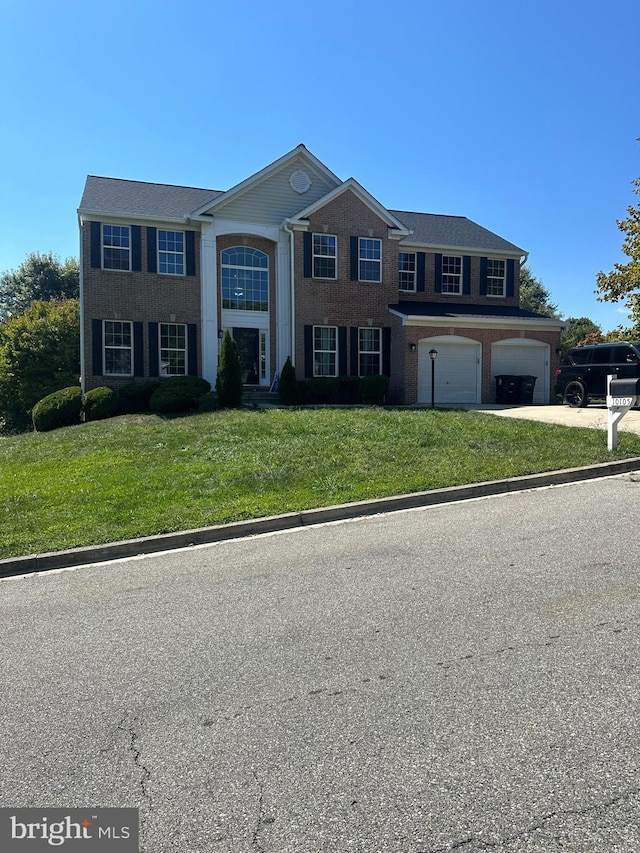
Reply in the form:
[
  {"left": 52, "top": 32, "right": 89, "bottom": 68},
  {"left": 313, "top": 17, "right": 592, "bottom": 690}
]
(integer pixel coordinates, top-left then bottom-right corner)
[{"left": 472, "top": 403, "right": 640, "bottom": 435}]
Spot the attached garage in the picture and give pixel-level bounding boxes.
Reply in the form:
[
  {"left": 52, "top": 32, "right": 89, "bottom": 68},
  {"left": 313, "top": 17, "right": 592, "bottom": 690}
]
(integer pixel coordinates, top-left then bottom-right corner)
[
  {"left": 418, "top": 335, "right": 481, "bottom": 405},
  {"left": 490, "top": 339, "right": 549, "bottom": 404}
]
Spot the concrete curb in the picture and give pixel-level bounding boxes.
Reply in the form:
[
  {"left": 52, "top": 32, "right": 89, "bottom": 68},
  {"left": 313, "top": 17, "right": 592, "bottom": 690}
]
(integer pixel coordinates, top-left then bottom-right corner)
[{"left": 3, "top": 458, "right": 640, "bottom": 578}]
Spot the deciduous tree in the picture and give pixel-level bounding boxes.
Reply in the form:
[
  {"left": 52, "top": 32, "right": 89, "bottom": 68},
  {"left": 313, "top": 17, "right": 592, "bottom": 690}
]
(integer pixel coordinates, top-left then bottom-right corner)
[
  {"left": 0, "top": 299, "right": 80, "bottom": 432},
  {"left": 0, "top": 252, "right": 79, "bottom": 319},
  {"left": 519, "top": 266, "right": 559, "bottom": 317},
  {"left": 596, "top": 176, "right": 640, "bottom": 325}
]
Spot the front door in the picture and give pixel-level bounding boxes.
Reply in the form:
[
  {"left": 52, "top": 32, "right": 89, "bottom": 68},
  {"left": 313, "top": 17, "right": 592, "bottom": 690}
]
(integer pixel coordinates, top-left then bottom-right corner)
[{"left": 232, "top": 327, "right": 260, "bottom": 384}]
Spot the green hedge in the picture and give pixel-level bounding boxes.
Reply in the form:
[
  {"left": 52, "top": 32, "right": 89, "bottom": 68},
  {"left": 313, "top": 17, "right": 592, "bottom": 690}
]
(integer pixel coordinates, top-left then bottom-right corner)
[
  {"left": 32, "top": 386, "right": 82, "bottom": 432},
  {"left": 150, "top": 376, "right": 212, "bottom": 414},
  {"left": 294, "top": 375, "right": 389, "bottom": 405},
  {"left": 83, "top": 386, "right": 118, "bottom": 422},
  {"left": 118, "top": 381, "right": 161, "bottom": 413}
]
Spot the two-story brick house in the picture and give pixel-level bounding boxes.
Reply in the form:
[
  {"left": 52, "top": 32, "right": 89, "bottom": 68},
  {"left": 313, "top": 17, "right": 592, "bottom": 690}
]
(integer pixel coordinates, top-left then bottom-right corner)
[{"left": 78, "top": 144, "right": 562, "bottom": 404}]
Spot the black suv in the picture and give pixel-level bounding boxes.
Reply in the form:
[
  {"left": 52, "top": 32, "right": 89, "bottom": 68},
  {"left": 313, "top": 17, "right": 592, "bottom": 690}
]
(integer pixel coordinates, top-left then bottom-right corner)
[{"left": 555, "top": 341, "right": 640, "bottom": 406}]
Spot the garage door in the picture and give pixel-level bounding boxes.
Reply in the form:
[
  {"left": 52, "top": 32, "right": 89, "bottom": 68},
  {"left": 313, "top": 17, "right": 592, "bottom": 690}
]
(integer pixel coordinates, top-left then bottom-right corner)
[
  {"left": 418, "top": 337, "right": 481, "bottom": 404},
  {"left": 491, "top": 339, "right": 549, "bottom": 404}
]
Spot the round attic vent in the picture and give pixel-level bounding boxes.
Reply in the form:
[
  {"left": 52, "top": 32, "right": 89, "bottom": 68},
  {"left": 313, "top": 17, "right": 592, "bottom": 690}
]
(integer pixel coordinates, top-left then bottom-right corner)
[{"left": 289, "top": 169, "right": 311, "bottom": 194}]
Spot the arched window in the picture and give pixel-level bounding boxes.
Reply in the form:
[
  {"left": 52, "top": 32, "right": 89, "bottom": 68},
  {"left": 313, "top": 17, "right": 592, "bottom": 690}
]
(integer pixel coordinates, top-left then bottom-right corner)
[{"left": 221, "top": 247, "right": 269, "bottom": 311}]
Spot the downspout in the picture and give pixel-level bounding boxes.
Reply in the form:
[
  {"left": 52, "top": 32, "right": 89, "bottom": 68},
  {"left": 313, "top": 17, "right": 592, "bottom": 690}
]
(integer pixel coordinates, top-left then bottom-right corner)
[
  {"left": 283, "top": 220, "right": 296, "bottom": 362},
  {"left": 77, "top": 212, "right": 85, "bottom": 393}
]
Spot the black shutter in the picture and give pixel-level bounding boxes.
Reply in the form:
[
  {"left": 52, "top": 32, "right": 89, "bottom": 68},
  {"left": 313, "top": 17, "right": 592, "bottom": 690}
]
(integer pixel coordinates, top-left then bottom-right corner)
[
  {"left": 187, "top": 323, "right": 197, "bottom": 376},
  {"left": 131, "top": 226, "right": 142, "bottom": 272},
  {"left": 479, "top": 257, "right": 488, "bottom": 295},
  {"left": 506, "top": 259, "right": 515, "bottom": 297},
  {"left": 133, "top": 322, "right": 144, "bottom": 376},
  {"left": 303, "top": 232, "right": 312, "bottom": 278},
  {"left": 434, "top": 254, "right": 442, "bottom": 293},
  {"left": 416, "top": 252, "right": 426, "bottom": 292},
  {"left": 185, "top": 231, "right": 196, "bottom": 276},
  {"left": 90, "top": 222, "right": 101, "bottom": 268},
  {"left": 338, "top": 327, "right": 347, "bottom": 376},
  {"left": 91, "top": 319, "right": 103, "bottom": 375},
  {"left": 147, "top": 227, "right": 157, "bottom": 273},
  {"left": 304, "top": 325, "right": 313, "bottom": 378},
  {"left": 382, "top": 327, "right": 391, "bottom": 377},
  {"left": 350, "top": 327, "right": 359, "bottom": 375},
  {"left": 463, "top": 256, "right": 471, "bottom": 295},
  {"left": 148, "top": 322, "right": 159, "bottom": 376},
  {"left": 350, "top": 237, "right": 358, "bottom": 281}
]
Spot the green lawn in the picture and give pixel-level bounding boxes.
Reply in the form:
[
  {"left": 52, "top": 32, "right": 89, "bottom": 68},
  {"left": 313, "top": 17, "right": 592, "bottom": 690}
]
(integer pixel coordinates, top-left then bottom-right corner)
[{"left": 2, "top": 407, "right": 640, "bottom": 560}]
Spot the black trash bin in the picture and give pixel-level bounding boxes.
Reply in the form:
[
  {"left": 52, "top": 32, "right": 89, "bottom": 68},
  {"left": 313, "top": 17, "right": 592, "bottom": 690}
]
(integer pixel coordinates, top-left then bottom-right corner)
[
  {"left": 519, "top": 375, "right": 537, "bottom": 404},
  {"left": 495, "top": 375, "right": 522, "bottom": 403}
]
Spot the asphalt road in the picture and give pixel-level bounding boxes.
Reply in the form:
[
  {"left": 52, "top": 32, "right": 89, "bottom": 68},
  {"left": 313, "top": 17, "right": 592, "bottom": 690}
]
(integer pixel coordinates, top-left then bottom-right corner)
[{"left": 2, "top": 475, "right": 640, "bottom": 852}]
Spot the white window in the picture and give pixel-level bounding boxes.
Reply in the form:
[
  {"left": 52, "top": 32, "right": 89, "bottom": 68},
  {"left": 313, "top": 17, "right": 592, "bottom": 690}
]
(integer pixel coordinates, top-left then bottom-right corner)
[
  {"left": 359, "top": 328, "right": 381, "bottom": 375},
  {"left": 104, "top": 320, "right": 133, "bottom": 375},
  {"left": 221, "top": 247, "right": 269, "bottom": 311},
  {"left": 399, "top": 252, "right": 416, "bottom": 291},
  {"left": 442, "top": 255, "right": 462, "bottom": 294},
  {"left": 313, "top": 326, "right": 337, "bottom": 376},
  {"left": 160, "top": 323, "right": 187, "bottom": 376},
  {"left": 359, "top": 238, "right": 382, "bottom": 282},
  {"left": 102, "top": 225, "right": 131, "bottom": 271},
  {"left": 313, "top": 234, "right": 337, "bottom": 279},
  {"left": 158, "top": 230, "right": 185, "bottom": 275},
  {"left": 486, "top": 258, "right": 506, "bottom": 297}
]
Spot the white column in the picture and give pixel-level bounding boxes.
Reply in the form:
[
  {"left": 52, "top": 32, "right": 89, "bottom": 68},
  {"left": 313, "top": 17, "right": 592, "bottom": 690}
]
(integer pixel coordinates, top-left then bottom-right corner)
[{"left": 200, "top": 221, "right": 218, "bottom": 387}]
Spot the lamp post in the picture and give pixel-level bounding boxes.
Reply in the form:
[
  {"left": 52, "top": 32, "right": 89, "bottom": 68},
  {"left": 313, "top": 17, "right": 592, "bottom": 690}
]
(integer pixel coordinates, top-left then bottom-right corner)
[{"left": 429, "top": 348, "right": 438, "bottom": 409}]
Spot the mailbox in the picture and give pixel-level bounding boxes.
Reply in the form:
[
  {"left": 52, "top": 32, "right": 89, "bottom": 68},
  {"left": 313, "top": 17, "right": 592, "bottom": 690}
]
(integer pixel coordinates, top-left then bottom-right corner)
[{"left": 609, "top": 377, "right": 640, "bottom": 397}]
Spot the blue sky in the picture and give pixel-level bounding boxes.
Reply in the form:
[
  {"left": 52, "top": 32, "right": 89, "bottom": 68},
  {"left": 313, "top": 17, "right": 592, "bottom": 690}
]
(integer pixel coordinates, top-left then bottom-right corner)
[{"left": 1, "top": 0, "right": 638, "bottom": 331}]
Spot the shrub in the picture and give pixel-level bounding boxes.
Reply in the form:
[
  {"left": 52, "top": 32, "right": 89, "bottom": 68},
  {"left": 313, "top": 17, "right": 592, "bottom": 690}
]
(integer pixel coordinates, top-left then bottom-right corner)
[
  {"left": 338, "top": 375, "right": 361, "bottom": 404},
  {"left": 216, "top": 331, "right": 243, "bottom": 408},
  {"left": 149, "top": 375, "right": 212, "bottom": 415},
  {"left": 360, "top": 374, "right": 390, "bottom": 405},
  {"left": 279, "top": 357, "right": 298, "bottom": 405},
  {"left": 307, "top": 377, "right": 339, "bottom": 403},
  {"left": 32, "top": 386, "right": 82, "bottom": 432},
  {"left": 118, "top": 381, "right": 160, "bottom": 413},
  {"left": 83, "top": 386, "right": 118, "bottom": 422}
]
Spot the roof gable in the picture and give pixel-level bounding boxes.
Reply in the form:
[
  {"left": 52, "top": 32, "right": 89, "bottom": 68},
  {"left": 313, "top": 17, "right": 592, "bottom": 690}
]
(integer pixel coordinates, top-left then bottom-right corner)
[{"left": 289, "top": 179, "right": 410, "bottom": 234}]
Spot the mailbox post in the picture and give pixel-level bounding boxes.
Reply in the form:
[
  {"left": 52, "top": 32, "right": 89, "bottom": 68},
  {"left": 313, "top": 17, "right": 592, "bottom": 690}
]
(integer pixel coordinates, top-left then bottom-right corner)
[{"left": 606, "top": 375, "right": 640, "bottom": 450}]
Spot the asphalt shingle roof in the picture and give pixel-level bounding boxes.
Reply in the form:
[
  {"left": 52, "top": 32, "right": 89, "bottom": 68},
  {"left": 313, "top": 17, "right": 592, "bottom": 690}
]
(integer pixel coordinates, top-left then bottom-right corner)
[
  {"left": 79, "top": 176, "right": 223, "bottom": 221},
  {"left": 391, "top": 210, "right": 524, "bottom": 254},
  {"left": 78, "top": 177, "right": 524, "bottom": 255}
]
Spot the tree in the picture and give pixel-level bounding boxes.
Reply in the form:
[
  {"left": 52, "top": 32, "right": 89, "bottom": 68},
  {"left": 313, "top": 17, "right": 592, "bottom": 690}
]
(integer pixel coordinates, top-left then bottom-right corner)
[
  {"left": 0, "top": 300, "right": 80, "bottom": 432},
  {"left": 215, "top": 330, "right": 243, "bottom": 408},
  {"left": 560, "top": 316, "right": 603, "bottom": 356},
  {"left": 0, "top": 252, "right": 79, "bottom": 319},
  {"left": 519, "top": 266, "right": 559, "bottom": 317},
  {"left": 596, "top": 176, "right": 640, "bottom": 323},
  {"left": 278, "top": 356, "right": 298, "bottom": 405}
]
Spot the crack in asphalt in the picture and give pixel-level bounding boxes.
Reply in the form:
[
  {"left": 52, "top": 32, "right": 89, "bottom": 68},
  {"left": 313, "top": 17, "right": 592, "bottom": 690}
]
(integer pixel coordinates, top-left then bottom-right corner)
[
  {"left": 426, "top": 785, "right": 640, "bottom": 851},
  {"left": 118, "top": 713, "right": 152, "bottom": 804},
  {"left": 252, "top": 770, "right": 266, "bottom": 852}
]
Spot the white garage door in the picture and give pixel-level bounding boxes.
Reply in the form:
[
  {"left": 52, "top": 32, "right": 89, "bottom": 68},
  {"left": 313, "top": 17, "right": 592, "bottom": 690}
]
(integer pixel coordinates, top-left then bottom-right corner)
[
  {"left": 418, "top": 337, "right": 481, "bottom": 404},
  {"left": 491, "top": 340, "right": 549, "bottom": 404}
]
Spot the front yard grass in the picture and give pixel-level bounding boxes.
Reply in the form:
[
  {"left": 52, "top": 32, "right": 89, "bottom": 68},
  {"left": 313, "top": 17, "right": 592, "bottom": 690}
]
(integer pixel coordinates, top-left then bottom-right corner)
[{"left": 2, "top": 407, "right": 640, "bottom": 560}]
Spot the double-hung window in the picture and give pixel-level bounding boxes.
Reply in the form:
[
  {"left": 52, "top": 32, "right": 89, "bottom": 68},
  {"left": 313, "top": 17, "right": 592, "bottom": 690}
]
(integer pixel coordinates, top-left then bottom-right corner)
[
  {"left": 359, "top": 238, "right": 382, "bottom": 282},
  {"left": 486, "top": 259, "right": 506, "bottom": 297},
  {"left": 359, "top": 328, "right": 381, "bottom": 375},
  {"left": 158, "top": 230, "right": 185, "bottom": 275},
  {"left": 399, "top": 252, "right": 416, "bottom": 291},
  {"left": 160, "top": 323, "right": 187, "bottom": 376},
  {"left": 441, "top": 255, "right": 462, "bottom": 294},
  {"left": 104, "top": 320, "right": 133, "bottom": 375},
  {"left": 102, "top": 225, "right": 131, "bottom": 271},
  {"left": 313, "top": 326, "right": 337, "bottom": 376},
  {"left": 313, "top": 234, "right": 337, "bottom": 279}
]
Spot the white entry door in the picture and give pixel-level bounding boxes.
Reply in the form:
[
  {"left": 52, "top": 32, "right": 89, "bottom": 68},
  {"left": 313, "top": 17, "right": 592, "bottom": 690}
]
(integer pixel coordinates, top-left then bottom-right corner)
[{"left": 418, "top": 337, "right": 481, "bottom": 404}]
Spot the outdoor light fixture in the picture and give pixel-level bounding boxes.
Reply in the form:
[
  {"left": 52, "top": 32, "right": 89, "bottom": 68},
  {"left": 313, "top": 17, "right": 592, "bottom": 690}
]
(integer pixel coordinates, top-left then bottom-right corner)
[
  {"left": 218, "top": 329, "right": 224, "bottom": 339},
  {"left": 409, "top": 342, "right": 416, "bottom": 352},
  {"left": 429, "top": 348, "right": 438, "bottom": 408}
]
